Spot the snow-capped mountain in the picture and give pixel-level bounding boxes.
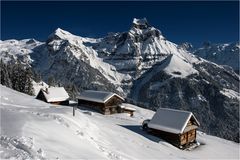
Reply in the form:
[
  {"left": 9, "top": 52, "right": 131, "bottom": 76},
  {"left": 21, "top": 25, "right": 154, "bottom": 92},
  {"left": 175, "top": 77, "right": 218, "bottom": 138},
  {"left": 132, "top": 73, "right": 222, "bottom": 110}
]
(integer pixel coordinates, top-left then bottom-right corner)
[
  {"left": 0, "top": 18, "right": 239, "bottom": 143},
  {"left": 91, "top": 18, "right": 199, "bottom": 77},
  {"left": 193, "top": 42, "right": 239, "bottom": 73}
]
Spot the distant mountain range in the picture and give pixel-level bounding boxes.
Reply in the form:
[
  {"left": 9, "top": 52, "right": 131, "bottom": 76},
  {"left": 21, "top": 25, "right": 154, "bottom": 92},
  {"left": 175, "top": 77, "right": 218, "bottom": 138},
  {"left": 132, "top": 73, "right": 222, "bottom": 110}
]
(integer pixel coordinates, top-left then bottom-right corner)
[
  {"left": 193, "top": 42, "right": 239, "bottom": 73},
  {"left": 179, "top": 41, "right": 239, "bottom": 73},
  {"left": 0, "top": 18, "right": 239, "bottom": 142}
]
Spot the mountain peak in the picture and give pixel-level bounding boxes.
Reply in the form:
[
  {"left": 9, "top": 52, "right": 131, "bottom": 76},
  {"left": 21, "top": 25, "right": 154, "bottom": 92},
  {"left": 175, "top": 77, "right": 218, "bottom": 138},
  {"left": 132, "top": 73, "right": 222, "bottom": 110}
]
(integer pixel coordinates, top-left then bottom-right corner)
[
  {"left": 133, "top": 18, "right": 148, "bottom": 25},
  {"left": 48, "top": 28, "right": 73, "bottom": 41},
  {"left": 132, "top": 18, "right": 150, "bottom": 29},
  {"left": 128, "top": 18, "right": 162, "bottom": 39},
  {"left": 54, "top": 28, "right": 71, "bottom": 35}
]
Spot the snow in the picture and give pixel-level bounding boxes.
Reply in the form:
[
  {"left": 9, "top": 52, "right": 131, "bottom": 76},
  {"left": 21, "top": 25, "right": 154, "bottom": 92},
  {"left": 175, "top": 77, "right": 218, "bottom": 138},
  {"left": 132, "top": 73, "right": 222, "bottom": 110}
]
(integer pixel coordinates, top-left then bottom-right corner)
[
  {"left": 32, "top": 81, "right": 49, "bottom": 96},
  {"left": 0, "top": 30, "right": 131, "bottom": 93},
  {"left": 94, "top": 18, "right": 202, "bottom": 83},
  {"left": 220, "top": 88, "right": 240, "bottom": 101},
  {"left": 0, "top": 85, "right": 239, "bottom": 159},
  {"left": 163, "top": 54, "right": 199, "bottom": 78},
  {"left": 149, "top": 81, "right": 169, "bottom": 91},
  {"left": 194, "top": 42, "right": 239, "bottom": 71},
  {"left": 148, "top": 108, "right": 200, "bottom": 134},
  {"left": 131, "top": 53, "right": 199, "bottom": 101},
  {"left": 47, "top": 28, "right": 131, "bottom": 86},
  {"left": 77, "top": 90, "right": 124, "bottom": 103},
  {"left": 39, "top": 87, "right": 69, "bottom": 102},
  {"left": 119, "top": 104, "right": 136, "bottom": 111},
  {"left": 0, "top": 39, "right": 43, "bottom": 65},
  {"left": 132, "top": 18, "right": 148, "bottom": 26},
  {"left": 48, "top": 28, "right": 74, "bottom": 40}
]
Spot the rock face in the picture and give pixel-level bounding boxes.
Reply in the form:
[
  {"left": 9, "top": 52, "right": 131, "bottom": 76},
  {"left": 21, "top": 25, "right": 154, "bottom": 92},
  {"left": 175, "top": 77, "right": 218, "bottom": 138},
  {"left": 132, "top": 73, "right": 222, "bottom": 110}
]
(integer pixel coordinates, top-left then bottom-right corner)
[
  {"left": 0, "top": 18, "right": 239, "bottom": 142},
  {"left": 178, "top": 42, "right": 194, "bottom": 52}
]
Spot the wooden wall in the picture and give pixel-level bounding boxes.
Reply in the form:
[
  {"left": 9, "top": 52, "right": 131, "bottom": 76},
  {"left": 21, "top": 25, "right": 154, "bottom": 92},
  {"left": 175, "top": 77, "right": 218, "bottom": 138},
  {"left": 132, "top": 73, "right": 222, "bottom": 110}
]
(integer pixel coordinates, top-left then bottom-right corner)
[
  {"left": 180, "top": 130, "right": 196, "bottom": 146},
  {"left": 150, "top": 129, "right": 181, "bottom": 146},
  {"left": 105, "top": 96, "right": 123, "bottom": 114},
  {"left": 50, "top": 100, "right": 69, "bottom": 106},
  {"left": 78, "top": 96, "right": 124, "bottom": 115},
  {"left": 36, "top": 90, "right": 47, "bottom": 102},
  {"left": 78, "top": 99, "right": 105, "bottom": 113},
  {"left": 150, "top": 128, "right": 197, "bottom": 148}
]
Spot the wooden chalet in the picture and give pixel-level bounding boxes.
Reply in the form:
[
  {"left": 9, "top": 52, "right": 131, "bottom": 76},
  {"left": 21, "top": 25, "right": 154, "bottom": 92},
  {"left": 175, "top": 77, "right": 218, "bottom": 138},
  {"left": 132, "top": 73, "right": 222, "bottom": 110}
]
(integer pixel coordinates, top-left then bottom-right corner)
[
  {"left": 77, "top": 90, "right": 130, "bottom": 115},
  {"left": 36, "top": 87, "right": 69, "bottom": 105},
  {"left": 148, "top": 108, "right": 200, "bottom": 148}
]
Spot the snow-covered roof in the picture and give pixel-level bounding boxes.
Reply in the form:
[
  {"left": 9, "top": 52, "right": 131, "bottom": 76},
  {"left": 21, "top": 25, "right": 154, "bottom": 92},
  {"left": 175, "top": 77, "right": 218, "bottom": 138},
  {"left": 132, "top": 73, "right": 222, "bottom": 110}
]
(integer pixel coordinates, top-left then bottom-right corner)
[
  {"left": 33, "top": 81, "right": 49, "bottom": 96},
  {"left": 77, "top": 90, "right": 124, "bottom": 103},
  {"left": 40, "top": 87, "right": 69, "bottom": 102},
  {"left": 148, "top": 108, "right": 200, "bottom": 134},
  {"left": 119, "top": 104, "right": 136, "bottom": 111}
]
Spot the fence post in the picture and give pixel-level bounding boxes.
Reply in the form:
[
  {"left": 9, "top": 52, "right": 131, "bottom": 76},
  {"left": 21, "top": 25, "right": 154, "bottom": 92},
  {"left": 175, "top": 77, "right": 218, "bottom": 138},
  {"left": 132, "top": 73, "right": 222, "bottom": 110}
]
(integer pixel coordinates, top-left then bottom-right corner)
[{"left": 73, "top": 106, "right": 75, "bottom": 116}]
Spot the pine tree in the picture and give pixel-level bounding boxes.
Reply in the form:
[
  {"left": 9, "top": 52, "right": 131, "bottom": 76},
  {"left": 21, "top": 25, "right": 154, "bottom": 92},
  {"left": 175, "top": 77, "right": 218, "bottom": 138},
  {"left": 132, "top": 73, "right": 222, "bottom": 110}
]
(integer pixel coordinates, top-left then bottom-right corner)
[
  {"left": 9, "top": 62, "right": 33, "bottom": 95},
  {"left": 48, "top": 76, "right": 55, "bottom": 87},
  {"left": 1, "top": 60, "right": 34, "bottom": 96},
  {"left": 0, "top": 59, "right": 12, "bottom": 88},
  {"left": 65, "top": 83, "right": 78, "bottom": 100},
  {"left": 33, "top": 71, "right": 42, "bottom": 83},
  {"left": 11, "top": 62, "right": 25, "bottom": 93},
  {"left": 72, "top": 83, "right": 78, "bottom": 99},
  {"left": 24, "top": 68, "right": 34, "bottom": 95}
]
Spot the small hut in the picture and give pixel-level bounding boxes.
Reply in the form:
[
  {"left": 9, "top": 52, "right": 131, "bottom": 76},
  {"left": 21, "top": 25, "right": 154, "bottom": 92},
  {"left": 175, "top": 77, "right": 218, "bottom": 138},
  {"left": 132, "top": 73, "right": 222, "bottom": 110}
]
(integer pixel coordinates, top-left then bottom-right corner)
[
  {"left": 77, "top": 90, "right": 125, "bottom": 115},
  {"left": 119, "top": 104, "right": 136, "bottom": 117},
  {"left": 148, "top": 108, "right": 200, "bottom": 148},
  {"left": 36, "top": 87, "right": 69, "bottom": 105}
]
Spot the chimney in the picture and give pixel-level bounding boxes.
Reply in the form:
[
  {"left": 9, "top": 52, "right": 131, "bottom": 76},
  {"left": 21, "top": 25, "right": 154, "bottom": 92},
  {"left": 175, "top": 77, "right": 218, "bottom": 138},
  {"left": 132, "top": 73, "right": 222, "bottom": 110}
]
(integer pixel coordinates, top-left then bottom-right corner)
[{"left": 46, "top": 88, "right": 49, "bottom": 94}]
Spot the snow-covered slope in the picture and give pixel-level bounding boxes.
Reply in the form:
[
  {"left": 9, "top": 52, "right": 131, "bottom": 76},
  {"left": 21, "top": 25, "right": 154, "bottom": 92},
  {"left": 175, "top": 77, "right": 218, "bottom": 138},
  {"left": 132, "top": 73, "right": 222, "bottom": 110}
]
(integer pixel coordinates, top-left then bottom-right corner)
[
  {"left": 0, "top": 39, "right": 43, "bottom": 66},
  {"left": 0, "top": 85, "right": 239, "bottom": 159}
]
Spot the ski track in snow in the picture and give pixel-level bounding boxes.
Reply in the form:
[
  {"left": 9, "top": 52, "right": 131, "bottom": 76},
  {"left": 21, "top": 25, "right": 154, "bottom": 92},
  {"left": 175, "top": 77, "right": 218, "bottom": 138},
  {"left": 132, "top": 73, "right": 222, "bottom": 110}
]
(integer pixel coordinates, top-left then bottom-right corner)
[
  {"left": 61, "top": 114, "right": 123, "bottom": 160},
  {"left": 1, "top": 102, "right": 122, "bottom": 160},
  {"left": 1, "top": 105, "right": 70, "bottom": 128},
  {"left": 0, "top": 135, "right": 46, "bottom": 160}
]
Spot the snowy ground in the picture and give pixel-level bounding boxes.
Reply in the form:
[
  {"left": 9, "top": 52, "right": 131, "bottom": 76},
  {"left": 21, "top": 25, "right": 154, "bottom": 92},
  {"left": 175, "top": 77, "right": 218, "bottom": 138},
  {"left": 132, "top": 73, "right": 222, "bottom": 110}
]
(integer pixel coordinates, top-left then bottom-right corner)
[{"left": 0, "top": 85, "right": 239, "bottom": 160}]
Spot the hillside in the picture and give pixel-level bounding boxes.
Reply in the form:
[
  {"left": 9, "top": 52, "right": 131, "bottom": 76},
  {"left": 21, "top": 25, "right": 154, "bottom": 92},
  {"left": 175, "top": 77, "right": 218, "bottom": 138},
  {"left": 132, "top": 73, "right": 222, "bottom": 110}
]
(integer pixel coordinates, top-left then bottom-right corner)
[
  {"left": 0, "top": 18, "right": 239, "bottom": 142},
  {"left": 0, "top": 85, "right": 239, "bottom": 159}
]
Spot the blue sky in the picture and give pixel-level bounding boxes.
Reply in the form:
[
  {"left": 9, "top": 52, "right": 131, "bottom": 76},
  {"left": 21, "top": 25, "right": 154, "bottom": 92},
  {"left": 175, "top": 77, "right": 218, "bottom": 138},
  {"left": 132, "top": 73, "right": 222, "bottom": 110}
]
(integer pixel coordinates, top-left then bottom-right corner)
[{"left": 1, "top": 1, "right": 239, "bottom": 47}]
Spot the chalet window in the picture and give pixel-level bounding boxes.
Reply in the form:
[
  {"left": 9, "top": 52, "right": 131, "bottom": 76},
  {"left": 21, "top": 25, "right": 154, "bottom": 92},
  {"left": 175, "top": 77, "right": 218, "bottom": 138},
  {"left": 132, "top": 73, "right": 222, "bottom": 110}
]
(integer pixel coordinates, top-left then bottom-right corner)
[{"left": 181, "top": 135, "right": 186, "bottom": 140}]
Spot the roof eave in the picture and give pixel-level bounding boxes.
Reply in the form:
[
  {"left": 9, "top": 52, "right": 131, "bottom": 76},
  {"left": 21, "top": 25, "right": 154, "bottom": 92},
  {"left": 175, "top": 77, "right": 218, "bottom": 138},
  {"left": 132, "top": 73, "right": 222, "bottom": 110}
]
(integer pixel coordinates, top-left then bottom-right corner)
[
  {"left": 103, "top": 93, "right": 124, "bottom": 103},
  {"left": 180, "top": 113, "right": 200, "bottom": 134}
]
